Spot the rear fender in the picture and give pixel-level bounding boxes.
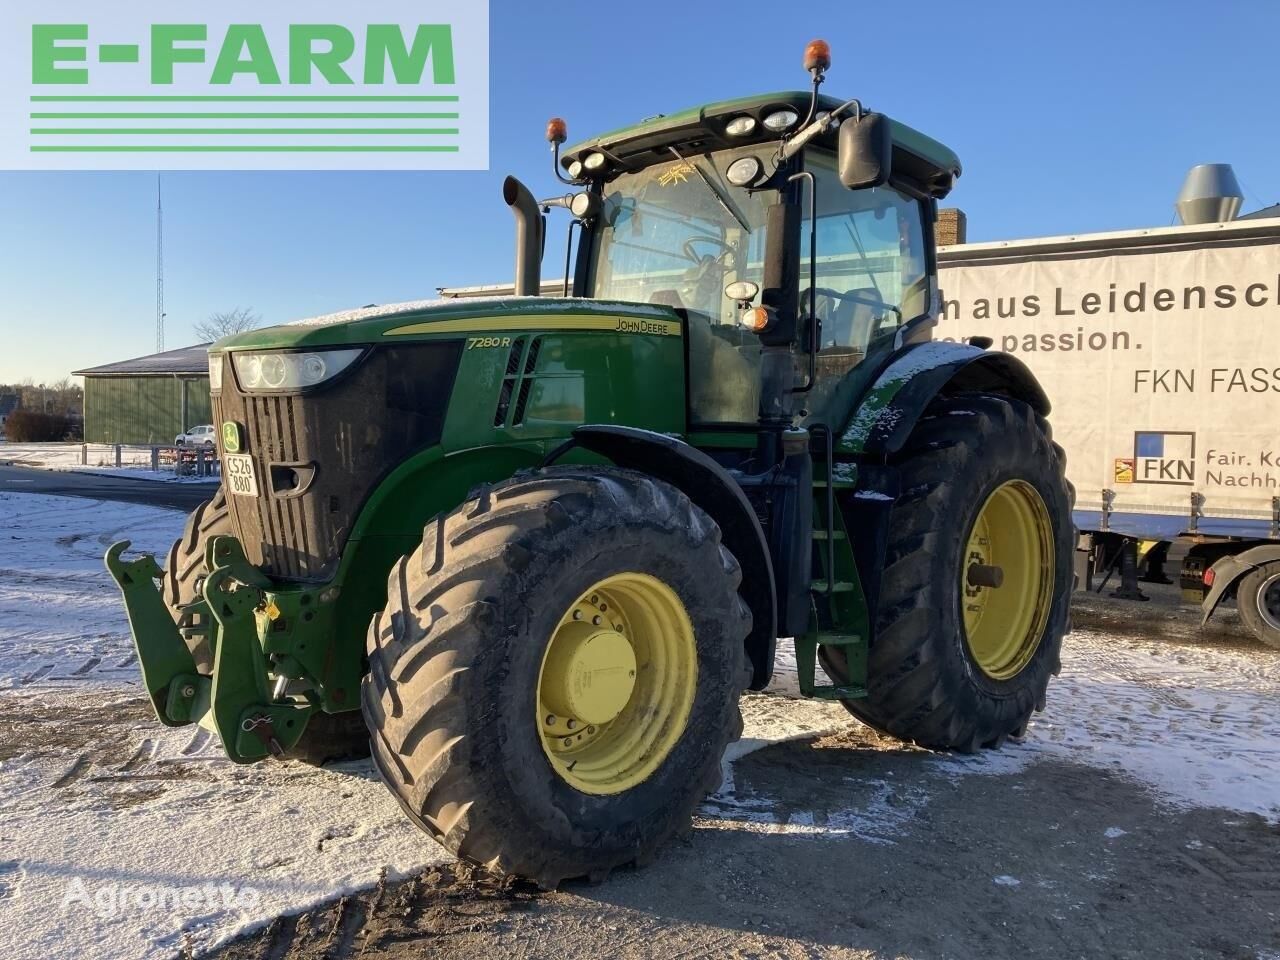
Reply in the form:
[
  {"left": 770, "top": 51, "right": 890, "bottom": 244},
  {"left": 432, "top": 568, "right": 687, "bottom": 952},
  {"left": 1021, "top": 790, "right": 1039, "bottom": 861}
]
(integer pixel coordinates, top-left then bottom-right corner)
[
  {"left": 837, "top": 342, "right": 1052, "bottom": 631},
  {"left": 1201, "top": 544, "right": 1280, "bottom": 624},
  {"left": 839, "top": 342, "right": 1050, "bottom": 458},
  {"left": 570, "top": 425, "right": 778, "bottom": 690}
]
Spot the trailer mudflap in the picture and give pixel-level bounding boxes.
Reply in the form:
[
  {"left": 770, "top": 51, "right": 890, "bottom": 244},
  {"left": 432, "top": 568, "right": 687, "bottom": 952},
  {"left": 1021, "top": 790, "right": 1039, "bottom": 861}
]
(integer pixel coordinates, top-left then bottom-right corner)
[
  {"left": 105, "top": 541, "right": 201, "bottom": 727},
  {"left": 105, "top": 537, "right": 314, "bottom": 762}
]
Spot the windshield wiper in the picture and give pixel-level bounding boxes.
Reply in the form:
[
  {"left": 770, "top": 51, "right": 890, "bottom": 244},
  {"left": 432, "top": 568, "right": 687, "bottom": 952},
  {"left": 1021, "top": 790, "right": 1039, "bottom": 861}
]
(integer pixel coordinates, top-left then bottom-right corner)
[{"left": 667, "top": 145, "right": 751, "bottom": 234}]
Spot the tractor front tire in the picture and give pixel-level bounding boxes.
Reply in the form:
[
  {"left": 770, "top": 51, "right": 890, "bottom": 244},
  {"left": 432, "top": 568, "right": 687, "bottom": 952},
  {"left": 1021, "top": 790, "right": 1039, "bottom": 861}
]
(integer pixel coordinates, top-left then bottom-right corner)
[
  {"left": 162, "top": 488, "right": 370, "bottom": 765},
  {"left": 1237, "top": 561, "right": 1280, "bottom": 649},
  {"left": 363, "top": 467, "right": 751, "bottom": 887},
  {"left": 823, "top": 394, "right": 1073, "bottom": 751}
]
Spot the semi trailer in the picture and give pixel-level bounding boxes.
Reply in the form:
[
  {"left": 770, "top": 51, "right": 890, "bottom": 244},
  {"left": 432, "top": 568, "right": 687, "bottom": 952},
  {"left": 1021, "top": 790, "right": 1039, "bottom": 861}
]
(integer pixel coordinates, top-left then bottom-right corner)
[{"left": 933, "top": 214, "right": 1280, "bottom": 647}]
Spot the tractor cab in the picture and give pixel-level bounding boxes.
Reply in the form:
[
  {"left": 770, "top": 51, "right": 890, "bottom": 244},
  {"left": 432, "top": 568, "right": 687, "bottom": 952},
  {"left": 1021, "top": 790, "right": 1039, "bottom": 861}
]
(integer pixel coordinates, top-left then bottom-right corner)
[{"left": 542, "top": 69, "right": 961, "bottom": 435}]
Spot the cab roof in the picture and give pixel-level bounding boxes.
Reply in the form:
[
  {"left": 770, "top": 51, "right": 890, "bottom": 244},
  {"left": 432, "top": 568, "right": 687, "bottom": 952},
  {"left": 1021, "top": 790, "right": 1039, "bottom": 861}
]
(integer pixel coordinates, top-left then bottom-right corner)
[{"left": 563, "top": 91, "right": 962, "bottom": 199}]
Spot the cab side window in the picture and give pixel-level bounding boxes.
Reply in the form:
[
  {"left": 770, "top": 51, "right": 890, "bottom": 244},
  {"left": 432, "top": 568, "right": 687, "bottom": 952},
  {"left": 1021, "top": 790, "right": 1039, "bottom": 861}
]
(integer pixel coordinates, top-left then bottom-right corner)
[{"left": 800, "top": 152, "right": 929, "bottom": 422}]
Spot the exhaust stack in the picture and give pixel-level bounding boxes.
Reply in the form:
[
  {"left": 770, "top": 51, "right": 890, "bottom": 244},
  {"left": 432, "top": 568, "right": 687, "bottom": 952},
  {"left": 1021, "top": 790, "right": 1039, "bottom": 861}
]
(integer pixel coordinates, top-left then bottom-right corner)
[
  {"left": 504, "top": 176, "right": 543, "bottom": 296},
  {"left": 1175, "top": 164, "right": 1243, "bottom": 225}
]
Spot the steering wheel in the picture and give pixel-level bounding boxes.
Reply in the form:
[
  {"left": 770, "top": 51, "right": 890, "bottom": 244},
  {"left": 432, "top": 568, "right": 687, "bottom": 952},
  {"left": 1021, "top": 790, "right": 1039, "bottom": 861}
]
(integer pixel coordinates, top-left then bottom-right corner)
[{"left": 683, "top": 236, "right": 735, "bottom": 265}]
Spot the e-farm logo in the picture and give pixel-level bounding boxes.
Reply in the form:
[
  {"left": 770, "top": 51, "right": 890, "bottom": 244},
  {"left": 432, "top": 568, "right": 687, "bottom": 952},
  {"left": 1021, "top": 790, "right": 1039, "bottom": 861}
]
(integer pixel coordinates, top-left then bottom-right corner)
[{"left": 0, "top": 2, "right": 489, "bottom": 170}]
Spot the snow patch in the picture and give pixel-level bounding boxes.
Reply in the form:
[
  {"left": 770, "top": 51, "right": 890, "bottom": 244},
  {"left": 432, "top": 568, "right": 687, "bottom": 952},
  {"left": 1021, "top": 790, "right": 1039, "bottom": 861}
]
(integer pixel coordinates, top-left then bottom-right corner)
[{"left": 993, "top": 875, "right": 1021, "bottom": 887}]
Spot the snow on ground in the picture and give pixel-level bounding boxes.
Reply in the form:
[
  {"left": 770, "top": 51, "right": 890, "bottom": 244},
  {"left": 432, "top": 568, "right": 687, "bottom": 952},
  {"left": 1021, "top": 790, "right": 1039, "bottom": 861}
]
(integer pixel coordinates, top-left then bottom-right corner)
[
  {"left": 0, "top": 494, "right": 852, "bottom": 960},
  {"left": 0, "top": 492, "right": 1277, "bottom": 959},
  {"left": 729, "top": 629, "right": 1280, "bottom": 840},
  {"left": 943, "top": 626, "right": 1280, "bottom": 819},
  {"left": 0, "top": 442, "right": 219, "bottom": 484}
]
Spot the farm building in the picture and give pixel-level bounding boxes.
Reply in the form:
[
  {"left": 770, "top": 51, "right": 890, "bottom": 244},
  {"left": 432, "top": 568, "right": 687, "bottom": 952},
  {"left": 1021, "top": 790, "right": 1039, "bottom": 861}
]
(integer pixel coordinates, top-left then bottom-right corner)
[
  {"left": 73, "top": 344, "right": 211, "bottom": 444},
  {"left": 0, "top": 394, "right": 19, "bottom": 437}
]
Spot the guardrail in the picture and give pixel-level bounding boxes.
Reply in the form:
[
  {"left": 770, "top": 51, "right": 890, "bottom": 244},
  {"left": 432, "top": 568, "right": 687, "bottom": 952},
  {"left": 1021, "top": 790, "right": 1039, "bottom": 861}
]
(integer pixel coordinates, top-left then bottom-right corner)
[{"left": 79, "top": 444, "right": 222, "bottom": 478}]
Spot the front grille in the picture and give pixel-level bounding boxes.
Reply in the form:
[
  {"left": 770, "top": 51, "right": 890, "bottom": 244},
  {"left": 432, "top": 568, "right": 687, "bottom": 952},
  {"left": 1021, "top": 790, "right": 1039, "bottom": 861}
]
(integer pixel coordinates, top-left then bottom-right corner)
[{"left": 213, "top": 341, "right": 463, "bottom": 582}]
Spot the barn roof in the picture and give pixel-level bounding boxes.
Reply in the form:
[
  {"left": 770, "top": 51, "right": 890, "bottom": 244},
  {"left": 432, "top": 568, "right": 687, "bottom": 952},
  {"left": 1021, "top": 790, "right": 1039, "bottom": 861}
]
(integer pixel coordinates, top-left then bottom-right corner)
[{"left": 74, "top": 343, "right": 211, "bottom": 378}]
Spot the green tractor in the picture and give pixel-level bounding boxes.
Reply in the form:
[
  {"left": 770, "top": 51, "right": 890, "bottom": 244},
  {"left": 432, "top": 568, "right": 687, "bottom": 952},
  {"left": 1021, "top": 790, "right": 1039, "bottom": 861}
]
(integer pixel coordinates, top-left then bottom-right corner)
[{"left": 107, "top": 43, "right": 1073, "bottom": 888}]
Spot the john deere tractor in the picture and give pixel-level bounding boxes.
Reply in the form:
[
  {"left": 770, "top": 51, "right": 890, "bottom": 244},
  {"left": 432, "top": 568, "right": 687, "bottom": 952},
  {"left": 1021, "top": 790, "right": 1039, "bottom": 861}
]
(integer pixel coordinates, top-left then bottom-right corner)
[{"left": 107, "top": 43, "right": 1072, "bottom": 888}]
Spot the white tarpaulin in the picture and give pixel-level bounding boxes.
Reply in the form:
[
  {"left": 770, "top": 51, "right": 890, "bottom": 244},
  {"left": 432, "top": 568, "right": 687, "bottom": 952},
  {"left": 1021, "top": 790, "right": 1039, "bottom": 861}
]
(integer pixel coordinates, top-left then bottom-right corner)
[{"left": 935, "top": 223, "right": 1280, "bottom": 531}]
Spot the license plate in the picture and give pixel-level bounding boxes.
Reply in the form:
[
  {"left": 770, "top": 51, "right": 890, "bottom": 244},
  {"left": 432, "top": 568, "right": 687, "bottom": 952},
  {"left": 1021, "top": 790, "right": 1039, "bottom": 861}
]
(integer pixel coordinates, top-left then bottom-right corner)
[{"left": 225, "top": 454, "right": 259, "bottom": 497}]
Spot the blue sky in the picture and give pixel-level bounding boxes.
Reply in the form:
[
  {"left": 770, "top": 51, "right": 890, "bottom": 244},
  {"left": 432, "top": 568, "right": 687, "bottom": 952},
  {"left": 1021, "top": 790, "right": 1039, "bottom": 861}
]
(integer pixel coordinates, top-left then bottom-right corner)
[{"left": 2, "top": 0, "right": 1277, "bottom": 383}]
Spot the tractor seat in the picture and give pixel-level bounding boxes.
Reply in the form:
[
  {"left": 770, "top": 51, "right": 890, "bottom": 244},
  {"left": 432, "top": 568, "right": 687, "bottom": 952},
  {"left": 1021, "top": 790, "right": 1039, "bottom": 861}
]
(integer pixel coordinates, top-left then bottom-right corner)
[{"left": 830, "top": 288, "right": 884, "bottom": 350}]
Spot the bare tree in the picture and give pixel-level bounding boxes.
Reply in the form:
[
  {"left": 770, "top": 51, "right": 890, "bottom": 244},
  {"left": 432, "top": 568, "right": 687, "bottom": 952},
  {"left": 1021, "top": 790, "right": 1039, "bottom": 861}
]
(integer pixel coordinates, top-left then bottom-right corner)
[{"left": 194, "top": 307, "right": 262, "bottom": 344}]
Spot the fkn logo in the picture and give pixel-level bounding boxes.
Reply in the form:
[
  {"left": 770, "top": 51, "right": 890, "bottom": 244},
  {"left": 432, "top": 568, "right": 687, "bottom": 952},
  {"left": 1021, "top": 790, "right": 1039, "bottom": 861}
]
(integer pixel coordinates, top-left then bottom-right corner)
[
  {"left": 1115, "top": 431, "right": 1196, "bottom": 486},
  {"left": 0, "top": 2, "right": 489, "bottom": 170}
]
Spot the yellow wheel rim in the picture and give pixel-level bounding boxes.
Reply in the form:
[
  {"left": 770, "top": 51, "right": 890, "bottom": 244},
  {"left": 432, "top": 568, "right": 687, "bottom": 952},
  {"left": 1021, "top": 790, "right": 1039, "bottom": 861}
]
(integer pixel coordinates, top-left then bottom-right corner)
[
  {"left": 961, "top": 480, "right": 1055, "bottom": 681},
  {"left": 536, "top": 572, "right": 697, "bottom": 795}
]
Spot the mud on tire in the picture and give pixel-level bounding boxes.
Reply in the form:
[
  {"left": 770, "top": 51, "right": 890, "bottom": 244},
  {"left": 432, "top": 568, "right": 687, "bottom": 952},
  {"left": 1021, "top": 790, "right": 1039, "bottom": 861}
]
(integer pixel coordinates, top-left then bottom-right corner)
[
  {"left": 823, "top": 393, "right": 1074, "bottom": 752},
  {"left": 362, "top": 466, "right": 752, "bottom": 888},
  {"left": 162, "top": 487, "right": 369, "bottom": 765}
]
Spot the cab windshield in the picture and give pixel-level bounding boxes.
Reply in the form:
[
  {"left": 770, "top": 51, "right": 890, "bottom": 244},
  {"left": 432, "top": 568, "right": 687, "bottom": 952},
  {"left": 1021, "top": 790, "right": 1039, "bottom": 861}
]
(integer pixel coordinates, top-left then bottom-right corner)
[
  {"left": 589, "top": 146, "right": 774, "bottom": 425},
  {"left": 587, "top": 145, "right": 930, "bottom": 427}
]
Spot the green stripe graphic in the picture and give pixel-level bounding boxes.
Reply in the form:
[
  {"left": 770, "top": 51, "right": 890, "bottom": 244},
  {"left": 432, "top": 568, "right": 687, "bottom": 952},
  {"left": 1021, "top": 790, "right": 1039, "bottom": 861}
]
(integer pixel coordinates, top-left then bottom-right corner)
[
  {"left": 31, "top": 145, "right": 462, "bottom": 153},
  {"left": 31, "top": 128, "right": 460, "bottom": 135},
  {"left": 30, "top": 112, "right": 460, "bottom": 119},
  {"left": 31, "top": 95, "right": 460, "bottom": 103}
]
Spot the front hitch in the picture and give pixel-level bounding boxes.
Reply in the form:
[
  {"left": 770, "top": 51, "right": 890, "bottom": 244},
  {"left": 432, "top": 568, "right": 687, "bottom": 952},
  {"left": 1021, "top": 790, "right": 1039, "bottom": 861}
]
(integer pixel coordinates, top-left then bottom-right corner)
[{"left": 105, "top": 537, "right": 314, "bottom": 763}]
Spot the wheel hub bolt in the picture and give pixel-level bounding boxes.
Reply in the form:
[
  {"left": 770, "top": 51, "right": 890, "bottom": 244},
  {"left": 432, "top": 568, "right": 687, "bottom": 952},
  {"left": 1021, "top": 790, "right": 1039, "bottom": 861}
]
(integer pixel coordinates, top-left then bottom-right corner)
[
  {"left": 567, "top": 719, "right": 577, "bottom": 730},
  {"left": 967, "top": 563, "right": 1005, "bottom": 589},
  {"left": 592, "top": 615, "right": 602, "bottom": 625},
  {"left": 545, "top": 714, "right": 556, "bottom": 726}
]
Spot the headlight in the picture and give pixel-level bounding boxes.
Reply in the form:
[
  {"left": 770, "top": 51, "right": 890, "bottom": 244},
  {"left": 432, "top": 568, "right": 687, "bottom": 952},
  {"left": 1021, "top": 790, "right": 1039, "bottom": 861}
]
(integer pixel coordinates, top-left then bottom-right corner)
[
  {"left": 726, "top": 156, "right": 764, "bottom": 187},
  {"left": 763, "top": 109, "right": 799, "bottom": 132},
  {"left": 232, "top": 348, "right": 363, "bottom": 392},
  {"left": 582, "top": 152, "right": 607, "bottom": 172},
  {"left": 725, "top": 115, "right": 757, "bottom": 137},
  {"left": 208, "top": 354, "right": 223, "bottom": 392}
]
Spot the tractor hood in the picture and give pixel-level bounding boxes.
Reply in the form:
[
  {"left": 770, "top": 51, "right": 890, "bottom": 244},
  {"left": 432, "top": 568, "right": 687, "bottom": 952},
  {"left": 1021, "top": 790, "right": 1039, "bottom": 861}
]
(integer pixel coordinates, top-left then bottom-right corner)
[{"left": 211, "top": 296, "right": 683, "bottom": 352}]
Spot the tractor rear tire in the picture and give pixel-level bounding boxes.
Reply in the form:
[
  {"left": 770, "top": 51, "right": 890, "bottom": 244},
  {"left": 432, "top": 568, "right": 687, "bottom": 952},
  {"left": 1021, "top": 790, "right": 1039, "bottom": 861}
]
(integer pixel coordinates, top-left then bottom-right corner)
[
  {"left": 1237, "top": 561, "right": 1280, "bottom": 649},
  {"left": 362, "top": 467, "right": 751, "bottom": 887},
  {"left": 162, "top": 488, "right": 370, "bottom": 765},
  {"left": 822, "top": 394, "right": 1073, "bottom": 751}
]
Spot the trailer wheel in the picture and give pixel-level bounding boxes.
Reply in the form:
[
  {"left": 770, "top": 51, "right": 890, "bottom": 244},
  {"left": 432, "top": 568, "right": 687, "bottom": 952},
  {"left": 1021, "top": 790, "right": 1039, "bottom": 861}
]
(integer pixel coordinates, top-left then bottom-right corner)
[
  {"left": 162, "top": 489, "right": 370, "bottom": 765},
  {"left": 822, "top": 394, "right": 1074, "bottom": 751},
  {"left": 362, "top": 467, "right": 750, "bottom": 887},
  {"left": 1237, "top": 561, "right": 1280, "bottom": 649}
]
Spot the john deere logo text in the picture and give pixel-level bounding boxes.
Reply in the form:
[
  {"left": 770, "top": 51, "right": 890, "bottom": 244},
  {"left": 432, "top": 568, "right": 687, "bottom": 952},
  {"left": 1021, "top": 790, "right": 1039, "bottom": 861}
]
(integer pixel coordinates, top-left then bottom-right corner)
[{"left": 1, "top": 2, "right": 490, "bottom": 171}]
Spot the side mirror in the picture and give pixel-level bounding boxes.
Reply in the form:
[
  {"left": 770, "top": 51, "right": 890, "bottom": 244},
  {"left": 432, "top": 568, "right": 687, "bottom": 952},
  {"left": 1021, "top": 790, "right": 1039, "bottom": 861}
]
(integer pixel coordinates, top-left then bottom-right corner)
[{"left": 837, "top": 112, "right": 892, "bottom": 190}]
